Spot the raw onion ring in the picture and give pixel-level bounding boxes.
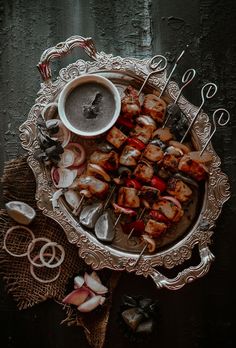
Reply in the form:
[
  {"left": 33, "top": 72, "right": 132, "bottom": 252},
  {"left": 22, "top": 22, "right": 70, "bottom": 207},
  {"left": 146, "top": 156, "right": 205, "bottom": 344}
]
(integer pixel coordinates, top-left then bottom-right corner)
[
  {"left": 39, "top": 242, "right": 65, "bottom": 268},
  {"left": 3, "top": 225, "right": 35, "bottom": 257},
  {"left": 30, "top": 253, "right": 61, "bottom": 284},
  {"left": 27, "top": 237, "right": 56, "bottom": 267},
  {"left": 66, "top": 142, "right": 86, "bottom": 167},
  {"left": 160, "top": 195, "right": 182, "bottom": 209}
]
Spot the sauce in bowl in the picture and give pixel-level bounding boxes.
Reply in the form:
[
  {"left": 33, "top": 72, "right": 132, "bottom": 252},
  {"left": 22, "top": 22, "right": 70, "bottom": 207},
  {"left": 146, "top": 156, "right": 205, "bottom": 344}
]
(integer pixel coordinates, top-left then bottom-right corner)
[
  {"left": 58, "top": 75, "right": 121, "bottom": 138},
  {"left": 65, "top": 82, "right": 116, "bottom": 133}
]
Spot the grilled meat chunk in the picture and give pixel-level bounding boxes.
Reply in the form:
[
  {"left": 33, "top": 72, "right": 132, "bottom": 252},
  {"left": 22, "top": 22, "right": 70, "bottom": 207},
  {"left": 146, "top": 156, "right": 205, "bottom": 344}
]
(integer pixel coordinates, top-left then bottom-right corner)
[
  {"left": 121, "top": 85, "right": 141, "bottom": 117},
  {"left": 178, "top": 155, "right": 208, "bottom": 181},
  {"left": 90, "top": 150, "right": 119, "bottom": 171},
  {"left": 152, "top": 199, "right": 184, "bottom": 223},
  {"left": 167, "top": 178, "right": 192, "bottom": 202},
  {"left": 117, "top": 187, "right": 140, "bottom": 208},
  {"left": 77, "top": 175, "right": 109, "bottom": 197},
  {"left": 144, "top": 143, "right": 164, "bottom": 162},
  {"left": 142, "top": 94, "right": 166, "bottom": 124},
  {"left": 145, "top": 219, "right": 167, "bottom": 238},
  {"left": 129, "top": 124, "right": 153, "bottom": 144},
  {"left": 134, "top": 163, "right": 154, "bottom": 182},
  {"left": 162, "top": 153, "right": 181, "bottom": 172},
  {"left": 119, "top": 145, "right": 141, "bottom": 167},
  {"left": 106, "top": 126, "right": 127, "bottom": 149}
]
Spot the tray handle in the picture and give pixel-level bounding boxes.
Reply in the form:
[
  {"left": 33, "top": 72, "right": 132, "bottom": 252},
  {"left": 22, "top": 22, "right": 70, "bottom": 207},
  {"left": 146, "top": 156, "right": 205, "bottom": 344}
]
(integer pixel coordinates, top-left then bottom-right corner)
[
  {"left": 37, "top": 35, "right": 98, "bottom": 83},
  {"left": 150, "top": 245, "right": 215, "bottom": 290}
]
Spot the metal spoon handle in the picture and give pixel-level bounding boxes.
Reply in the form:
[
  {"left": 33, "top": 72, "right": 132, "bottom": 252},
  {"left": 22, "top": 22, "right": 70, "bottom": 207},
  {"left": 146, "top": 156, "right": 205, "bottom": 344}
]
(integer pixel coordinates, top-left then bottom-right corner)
[{"left": 200, "top": 108, "right": 230, "bottom": 155}]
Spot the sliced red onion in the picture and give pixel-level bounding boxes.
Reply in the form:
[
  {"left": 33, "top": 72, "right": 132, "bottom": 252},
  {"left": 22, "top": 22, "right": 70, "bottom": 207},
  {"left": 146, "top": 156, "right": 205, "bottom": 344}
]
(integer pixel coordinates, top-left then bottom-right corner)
[
  {"left": 84, "top": 272, "right": 108, "bottom": 294},
  {"left": 77, "top": 295, "right": 103, "bottom": 312},
  {"left": 66, "top": 142, "right": 86, "bottom": 166},
  {"left": 161, "top": 195, "right": 182, "bottom": 209},
  {"left": 62, "top": 288, "right": 90, "bottom": 306},
  {"left": 52, "top": 168, "right": 77, "bottom": 188},
  {"left": 58, "top": 149, "right": 75, "bottom": 168}
]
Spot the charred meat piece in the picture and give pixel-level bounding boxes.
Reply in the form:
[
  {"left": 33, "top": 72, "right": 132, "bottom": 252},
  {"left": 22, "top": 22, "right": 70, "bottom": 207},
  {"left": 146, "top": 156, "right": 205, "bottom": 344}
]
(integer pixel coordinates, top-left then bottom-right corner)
[
  {"left": 152, "top": 199, "right": 184, "bottom": 223},
  {"left": 106, "top": 126, "right": 127, "bottom": 149},
  {"left": 162, "top": 153, "right": 181, "bottom": 172},
  {"left": 121, "top": 85, "right": 141, "bottom": 117},
  {"left": 178, "top": 155, "right": 208, "bottom": 181},
  {"left": 152, "top": 127, "right": 173, "bottom": 142},
  {"left": 145, "top": 219, "right": 167, "bottom": 238},
  {"left": 134, "top": 163, "right": 154, "bottom": 182},
  {"left": 117, "top": 187, "right": 140, "bottom": 208},
  {"left": 119, "top": 145, "right": 141, "bottom": 167},
  {"left": 142, "top": 94, "right": 166, "bottom": 124},
  {"left": 77, "top": 175, "right": 109, "bottom": 197},
  {"left": 90, "top": 150, "right": 119, "bottom": 171},
  {"left": 167, "top": 178, "right": 192, "bottom": 202},
  {"left": 144, "top": 143, "right": 164, "bottom": 162},
  {"left": 129, "top": 124, "right": 153, "bottom": 144},
  {"left": 140, "top": 186, "right": 160, "bottom": 207}
]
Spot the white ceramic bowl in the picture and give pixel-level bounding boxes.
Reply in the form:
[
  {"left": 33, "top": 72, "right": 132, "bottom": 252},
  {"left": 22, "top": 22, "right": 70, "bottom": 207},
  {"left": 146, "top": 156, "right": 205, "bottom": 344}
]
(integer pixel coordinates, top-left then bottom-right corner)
[{"left": 58, "top": 74, "right": 121, "bottom": 138}]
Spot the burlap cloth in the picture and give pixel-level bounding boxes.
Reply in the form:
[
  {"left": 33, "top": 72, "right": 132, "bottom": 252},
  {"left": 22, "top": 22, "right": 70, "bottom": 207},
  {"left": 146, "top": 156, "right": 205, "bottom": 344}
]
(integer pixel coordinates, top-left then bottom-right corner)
[{"left": 0, "top": 156, "right": 120, "bottom": 348}]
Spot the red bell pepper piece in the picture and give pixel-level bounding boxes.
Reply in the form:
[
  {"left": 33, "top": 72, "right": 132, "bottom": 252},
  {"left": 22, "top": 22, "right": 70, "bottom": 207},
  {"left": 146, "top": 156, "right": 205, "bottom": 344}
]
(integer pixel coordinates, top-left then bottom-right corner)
[
  {"left": 150, "top": 176, "right": 167, "bottom": 192},
  {"left": 122, "top": 220, "right": 145, "bottom": 235},
  {"left": 126, "top": 138, "right": 146, "bottom": 151},
  {"left": 125, "top": 178, "right": 142, "bottom": 190},
  {"left": 149, "top": 210, "right": 170, "bottom": 224},
  {"left": 116, "top": 117, "right": 134, "bottom": 129}
]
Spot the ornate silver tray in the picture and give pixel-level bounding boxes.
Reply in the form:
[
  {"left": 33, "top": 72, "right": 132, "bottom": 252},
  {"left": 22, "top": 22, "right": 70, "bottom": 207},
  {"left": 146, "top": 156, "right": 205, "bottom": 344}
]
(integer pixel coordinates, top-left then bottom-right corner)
[{"left": 19, "top": 35, "right": 230, "bottom": 290}]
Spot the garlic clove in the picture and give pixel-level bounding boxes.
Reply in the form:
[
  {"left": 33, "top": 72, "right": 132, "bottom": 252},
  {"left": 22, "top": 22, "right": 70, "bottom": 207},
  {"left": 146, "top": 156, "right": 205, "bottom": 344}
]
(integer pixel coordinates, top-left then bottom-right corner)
[{"left": 84, "top": 272, "right": 108, "bottom": 294}]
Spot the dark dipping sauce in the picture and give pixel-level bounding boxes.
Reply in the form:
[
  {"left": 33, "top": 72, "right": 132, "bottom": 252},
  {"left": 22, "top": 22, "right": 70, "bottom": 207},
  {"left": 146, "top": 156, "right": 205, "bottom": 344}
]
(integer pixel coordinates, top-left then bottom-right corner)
[{"left": 65, "top": 82, "right": 116, "bottom": 133}]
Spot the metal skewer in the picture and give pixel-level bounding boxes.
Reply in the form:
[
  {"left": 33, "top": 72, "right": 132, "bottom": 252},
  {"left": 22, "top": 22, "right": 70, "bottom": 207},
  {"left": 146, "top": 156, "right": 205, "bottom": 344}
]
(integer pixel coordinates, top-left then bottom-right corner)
[
  {"left": 180, "top": 82, "right": 218, "bottom": 144},
  {"left": 133, "top": 243, "right": 148, "bottom": 267},
  {"left": 162, "top": 68, "right": 196, "bottom": 128},
  {"left": 200, "top": 108, "right": 230, "bottom": 156},
  {"left": 159, "top": 45, "right": 189, "bottom": 98},
  {"left": 127, "top": 207, "right": 146, "bottom": 239},
  {"left": 138, "top": 55, "right": 167, "bottom": 96}
]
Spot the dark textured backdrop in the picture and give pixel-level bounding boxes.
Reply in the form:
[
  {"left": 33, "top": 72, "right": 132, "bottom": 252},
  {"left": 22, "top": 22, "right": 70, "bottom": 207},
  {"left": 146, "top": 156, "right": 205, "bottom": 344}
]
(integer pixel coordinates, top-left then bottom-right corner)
[{"left": 0, "top": 0, "right": 235, "bottom": 347}]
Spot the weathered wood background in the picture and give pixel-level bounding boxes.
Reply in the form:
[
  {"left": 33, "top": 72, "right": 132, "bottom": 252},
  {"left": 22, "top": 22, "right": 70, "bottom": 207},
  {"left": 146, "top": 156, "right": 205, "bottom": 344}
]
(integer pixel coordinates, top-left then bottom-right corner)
[{"left": 0, "top": 0, "right": 235, "bottom": 347}]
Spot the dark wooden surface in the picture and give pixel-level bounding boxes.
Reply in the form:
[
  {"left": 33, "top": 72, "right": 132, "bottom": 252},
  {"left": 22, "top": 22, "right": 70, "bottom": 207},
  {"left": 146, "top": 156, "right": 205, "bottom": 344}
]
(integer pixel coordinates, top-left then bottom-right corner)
[{"left": 0, "top": 0, "right": 235, "bottom": 347}]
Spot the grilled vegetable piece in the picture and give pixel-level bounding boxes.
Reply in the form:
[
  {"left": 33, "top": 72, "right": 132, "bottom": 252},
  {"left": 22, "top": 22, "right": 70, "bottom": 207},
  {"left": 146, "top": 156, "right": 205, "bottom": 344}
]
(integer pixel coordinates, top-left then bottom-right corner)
[
  {"left": 117, "top": 187, "right": 140, "bottom": 208},
  {"left": 112, "top": 203, "right": 137, "bottom": 216},
  {"left": 145, "top": 219, "right": 167, "bottom": 238},
  {"left": 143, "top": 143, "right": 164, "bottom": 162},
  {"left": 134, "top": 163, "right": 154, "bottom": 182},
  {"left": 150, "top": 176, "right": 167, "bottom": 192},
  {"left": 90, "top": 150, "right": 119, "bottom": 171},
  {"left": 106, "top": 126, "right": 127, "bottom": 149},
  {"left": 152, "top": 199, "right": 184, "bottom": 223},
  {"left": 119, "top": 145, "right": 141, "bottom": 167},
  {"left": 142, "top": 94, "right": 166, "bottom": 123},
  {"left": 169, "top": 140, "right": 190, "bottom": 154},
  {"left": 167, "top": 178, "right": 192, "bottom": 202},
  {"left": 77, "top": 175, "right": 109, "bottom": 197},
  {"left": 121, "top": 85, "right": 141, "bottom": 117},
  {"left": 126, "top": 138, "right": 146, "bottom": 151},
  {"left": 162, "top": 153, "right": 181, "bottom": 172},
  {"left": 178, "top": 155, "right": 208, "bottom": 181},
  {"left": 129, "top": 124, "right": 154, "bottom": 144}
]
